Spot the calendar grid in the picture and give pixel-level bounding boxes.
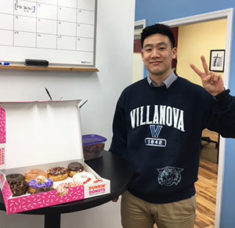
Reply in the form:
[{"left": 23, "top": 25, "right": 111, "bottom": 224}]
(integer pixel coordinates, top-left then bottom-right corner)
[{"left": 0, "top": 0, "right": 96, "bottom": 65}]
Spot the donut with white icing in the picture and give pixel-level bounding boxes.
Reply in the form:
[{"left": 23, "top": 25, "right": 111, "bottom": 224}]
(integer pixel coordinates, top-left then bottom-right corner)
[{"left": 73, "top": 171, "right": 96, "bottom": 185}]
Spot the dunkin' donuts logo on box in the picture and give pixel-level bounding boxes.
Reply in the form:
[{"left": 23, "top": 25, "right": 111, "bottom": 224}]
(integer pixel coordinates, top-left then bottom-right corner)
[{"left": 89, "top": 184, "right": 106, "bottom": 195}]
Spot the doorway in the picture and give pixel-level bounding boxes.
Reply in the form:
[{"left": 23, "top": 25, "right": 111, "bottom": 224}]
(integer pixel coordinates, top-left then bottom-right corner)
[{"left": 161, "top": 9, "right": 233, "bottom": 228}]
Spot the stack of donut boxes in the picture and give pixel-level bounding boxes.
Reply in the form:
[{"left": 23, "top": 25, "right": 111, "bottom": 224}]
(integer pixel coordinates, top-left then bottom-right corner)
[{"left": 0, "top": 100, "right": 110, "bottom": 214}]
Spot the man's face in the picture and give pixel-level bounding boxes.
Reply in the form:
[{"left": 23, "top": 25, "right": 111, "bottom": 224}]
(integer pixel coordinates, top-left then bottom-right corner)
[{"left": 141, "top": 33, "right": 177, "bottom": 80}]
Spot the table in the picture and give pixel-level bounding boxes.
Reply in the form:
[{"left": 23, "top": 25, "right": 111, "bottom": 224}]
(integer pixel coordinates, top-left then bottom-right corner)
[
  {"left": 0, "top": 151, "right": 133, "bottom": 228},
  {"left": 201, "top": 129, "right": 219, "bottom": 148}
]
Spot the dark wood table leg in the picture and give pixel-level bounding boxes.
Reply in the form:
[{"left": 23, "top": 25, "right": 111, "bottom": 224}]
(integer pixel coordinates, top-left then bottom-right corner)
[{"left": 44, "top": 213, "right": 61, "bottom": 228}]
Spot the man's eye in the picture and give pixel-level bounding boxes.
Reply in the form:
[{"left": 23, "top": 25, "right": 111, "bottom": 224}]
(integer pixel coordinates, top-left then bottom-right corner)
[
  {"left": 144, "top": 48, "right": 152, "bottom": 52},
  {"left": 159, "top": 47, "right": 166, "bottom": 50}
]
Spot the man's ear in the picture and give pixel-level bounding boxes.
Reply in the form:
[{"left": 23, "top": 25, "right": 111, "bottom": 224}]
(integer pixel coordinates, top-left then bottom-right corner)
[{"left": 172, "top": 47, "right": 177, "bottom": 59}]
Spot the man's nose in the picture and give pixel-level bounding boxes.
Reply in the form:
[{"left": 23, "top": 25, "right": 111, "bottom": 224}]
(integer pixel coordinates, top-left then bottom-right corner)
[{"left": 151, "top": 48, "right": 160, "bottom": 57}]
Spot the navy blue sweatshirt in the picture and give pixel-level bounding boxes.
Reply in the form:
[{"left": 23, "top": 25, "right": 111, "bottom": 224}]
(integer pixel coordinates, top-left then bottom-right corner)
[{"left": 109, "top": 76, "right": 235, "bottom": 203}]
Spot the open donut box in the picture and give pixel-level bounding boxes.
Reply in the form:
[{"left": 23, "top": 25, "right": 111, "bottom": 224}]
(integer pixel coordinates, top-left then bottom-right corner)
[{"left": 0, "top": 100, "right": 110, "bottom": 215}]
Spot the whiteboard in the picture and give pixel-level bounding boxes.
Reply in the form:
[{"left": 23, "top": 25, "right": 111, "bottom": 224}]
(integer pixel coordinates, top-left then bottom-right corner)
[{"left": 0, "top": 0, "right": 97, "bottom": 66}]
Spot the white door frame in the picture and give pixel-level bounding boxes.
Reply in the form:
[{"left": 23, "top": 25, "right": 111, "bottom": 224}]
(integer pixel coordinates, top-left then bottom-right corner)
[{"left": 160, "top": 8, "right": 233, "bottom": 228}]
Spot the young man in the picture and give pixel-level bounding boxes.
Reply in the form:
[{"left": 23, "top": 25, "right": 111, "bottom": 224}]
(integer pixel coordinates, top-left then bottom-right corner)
[{"left": 109, "top": 23, "right": 235, "bottom": 228}]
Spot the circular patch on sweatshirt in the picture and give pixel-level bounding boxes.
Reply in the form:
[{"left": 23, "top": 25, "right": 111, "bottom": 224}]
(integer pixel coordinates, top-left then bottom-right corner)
[{"left": 157, "top": 166, "right": 184, "bottom": 186}]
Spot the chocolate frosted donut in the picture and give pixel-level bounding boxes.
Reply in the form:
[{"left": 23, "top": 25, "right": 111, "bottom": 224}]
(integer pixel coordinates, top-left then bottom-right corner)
[
  {"left": 6, "top": 173, "right": 28, "bottom": 196},
  {"left": 68, "top": 162, "right": 84, "bottom": 177},
  {"left": 47, "top": 167, "right": 68, "bottom": 182}
]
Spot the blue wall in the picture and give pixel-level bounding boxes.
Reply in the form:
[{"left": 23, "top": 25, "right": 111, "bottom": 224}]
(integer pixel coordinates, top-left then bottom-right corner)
[{"left": 135, "top": 1, "right": 235, "bottom": 227}]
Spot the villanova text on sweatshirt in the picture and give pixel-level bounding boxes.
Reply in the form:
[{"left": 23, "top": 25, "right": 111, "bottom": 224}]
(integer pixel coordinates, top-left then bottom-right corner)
[{"left": 110, "top": 76, "right": 235, "bottom": 203}]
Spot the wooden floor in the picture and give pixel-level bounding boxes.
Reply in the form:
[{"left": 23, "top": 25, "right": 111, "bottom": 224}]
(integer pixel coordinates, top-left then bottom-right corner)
[{"left": 194, "top": 159, "right": 218, "bottom": 228}]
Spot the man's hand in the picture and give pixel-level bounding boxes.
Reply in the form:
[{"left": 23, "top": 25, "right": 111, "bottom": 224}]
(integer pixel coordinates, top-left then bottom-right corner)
[
  {"left": 190, "top": 56, "right": 224, "bottom": 96},
  {"left": 112, "top": 197, "right": 119, "bottom": 202}
]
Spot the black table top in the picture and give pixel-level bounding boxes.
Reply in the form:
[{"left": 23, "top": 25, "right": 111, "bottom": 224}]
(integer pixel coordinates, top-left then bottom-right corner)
[{"left": 0, "top": 150, "right": 133, "bottom": 215}]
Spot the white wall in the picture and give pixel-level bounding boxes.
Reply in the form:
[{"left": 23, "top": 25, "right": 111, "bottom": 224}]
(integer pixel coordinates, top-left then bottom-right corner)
[
  {"left": 0, "top": 0, "right": 135, "bottom": 227},
  {"left": 132, "top": 53, "right": 143, "bottom": 83}
]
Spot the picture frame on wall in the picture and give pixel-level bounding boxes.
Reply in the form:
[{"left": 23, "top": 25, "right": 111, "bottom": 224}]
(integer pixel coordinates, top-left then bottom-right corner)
[{"left": 209, "top": 49, "right": 225, "bottom": 72}]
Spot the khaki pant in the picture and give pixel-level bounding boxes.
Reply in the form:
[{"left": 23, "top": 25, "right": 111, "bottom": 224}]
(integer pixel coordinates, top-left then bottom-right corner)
[{"left": 121, "top": 191, "right": 196, "bottom": 228}]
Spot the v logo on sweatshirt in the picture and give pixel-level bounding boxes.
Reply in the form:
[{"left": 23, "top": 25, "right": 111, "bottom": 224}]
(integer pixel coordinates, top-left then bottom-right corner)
[{"left": 150, "top": 125, "right": 163, "bottom": 138}]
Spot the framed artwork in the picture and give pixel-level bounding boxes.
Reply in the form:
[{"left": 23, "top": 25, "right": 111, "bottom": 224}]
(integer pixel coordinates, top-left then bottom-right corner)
[{"left": 209, "top": 49, "right": 225, "bottom": 72}]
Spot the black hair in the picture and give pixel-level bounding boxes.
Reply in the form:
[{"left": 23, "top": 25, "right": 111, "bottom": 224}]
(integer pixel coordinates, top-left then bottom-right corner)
[{"left": 140, "top": 23, "right": 175, "bottom": 48}]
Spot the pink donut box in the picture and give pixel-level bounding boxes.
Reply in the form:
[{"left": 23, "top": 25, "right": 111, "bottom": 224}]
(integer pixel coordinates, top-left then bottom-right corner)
[{"left": 0, "top": 100, "right": 110, "bottom": 215}]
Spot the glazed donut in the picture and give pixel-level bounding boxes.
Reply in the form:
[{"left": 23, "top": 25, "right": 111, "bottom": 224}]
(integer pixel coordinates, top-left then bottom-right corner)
[
  {"left": 73, "top": 171, "right": 96, "bottom": 185},
  {"left": 47, "top": 167, "right": 68, "bottom": 182},
  {"left": 24, "top": 169, "right": 47, "bottom": 183},
  {"left": 6, "top": 173, "right": 28, "bottom": 196},
  {"left": 68, "top": 162, "right": 84, "bottom": 177},
  {"left": 28, "top": 176, "right": 53, "bottom": 194}
]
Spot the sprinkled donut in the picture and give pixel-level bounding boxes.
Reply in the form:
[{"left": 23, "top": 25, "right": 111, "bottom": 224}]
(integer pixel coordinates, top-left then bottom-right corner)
[
  {"left": 56, "top": 182, "right": 76, "bottom": 196},
  {"left": 47, "top": 167, "right": 68, "bottom": 182}
]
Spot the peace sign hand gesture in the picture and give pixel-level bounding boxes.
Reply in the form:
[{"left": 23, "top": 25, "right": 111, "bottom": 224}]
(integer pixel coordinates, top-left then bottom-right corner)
[{"left": 190, "top": 56, "right": 224, "bottom": 96}]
